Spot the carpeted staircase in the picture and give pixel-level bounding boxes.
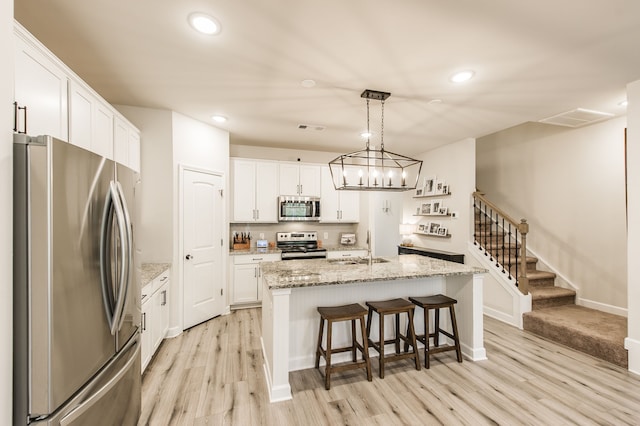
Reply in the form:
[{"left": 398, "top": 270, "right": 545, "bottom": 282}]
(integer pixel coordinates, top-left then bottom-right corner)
[{"left": 477, "top": 221, "right": 628, "bottom": 368}]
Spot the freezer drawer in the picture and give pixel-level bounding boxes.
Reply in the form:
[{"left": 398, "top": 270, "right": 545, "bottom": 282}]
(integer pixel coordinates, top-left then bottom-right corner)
[{"left": 37, "top": 334, "right": 141, "bottom": 426}]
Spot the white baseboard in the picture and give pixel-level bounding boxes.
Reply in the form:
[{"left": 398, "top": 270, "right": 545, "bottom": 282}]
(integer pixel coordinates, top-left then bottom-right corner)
[
  {"left": 165, "top": 326, "right": 182, "bottom": 339},
  {"left": 625, "top": 338, "right": 640, "bottom": 376},
  {"left": 577, "top": 298, "right": 628, "bottom": 317}
]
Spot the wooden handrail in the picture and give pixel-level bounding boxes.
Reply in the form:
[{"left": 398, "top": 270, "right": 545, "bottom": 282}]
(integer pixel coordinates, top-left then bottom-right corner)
[{"left": 472, "top": 191, "right": 529, "bottom": 295}]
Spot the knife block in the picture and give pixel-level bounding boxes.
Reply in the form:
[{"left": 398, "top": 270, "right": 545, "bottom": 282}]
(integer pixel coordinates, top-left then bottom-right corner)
[{"left": 233, "top": 242, "right": 250, "bottom": 250}]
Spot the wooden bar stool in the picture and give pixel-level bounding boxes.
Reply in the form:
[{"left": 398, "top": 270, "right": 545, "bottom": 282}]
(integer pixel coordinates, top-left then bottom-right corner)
[
  {"left": 409, "top": 294, "right": 463, "bottom": 369},
  {"left": 315, "top": 303, "right": 372, "bottom": 390},
  {"left": 365, "top": 298, "right": 421, "bottom": 378}
]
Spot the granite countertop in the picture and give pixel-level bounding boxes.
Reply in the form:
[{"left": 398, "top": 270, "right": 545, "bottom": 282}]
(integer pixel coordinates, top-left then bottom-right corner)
[
  {"left": 261, "top": 254, "right": 487, "bottom": 290},
  {"left": 141, "top": 263, "right": 171, "bottom": 286}
]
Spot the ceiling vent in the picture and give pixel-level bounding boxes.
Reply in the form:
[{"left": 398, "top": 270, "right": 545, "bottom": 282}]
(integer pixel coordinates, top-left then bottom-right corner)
[
  {"left": 297, "top": 124, "right": 325, "bottom": 131},
  {"left": 538, "top": 108, "right": 614, "bottom": 128}
]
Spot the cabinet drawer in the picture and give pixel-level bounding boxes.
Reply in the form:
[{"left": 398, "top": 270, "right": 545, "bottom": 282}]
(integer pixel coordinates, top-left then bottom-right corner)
[{"left": 233, "top": 253, "right": 280, "bottom": 265}]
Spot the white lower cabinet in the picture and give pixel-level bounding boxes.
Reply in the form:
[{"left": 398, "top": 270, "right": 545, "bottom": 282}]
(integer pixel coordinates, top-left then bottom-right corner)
[
  {"left": 326, "top": 250, "right": 368, "bottom": 260},
  {"left": 231, "top": 253, "right": 280, "bottom": 306},
  {"left": 141, "top": 269, "right": 170, "bottom": 373}
]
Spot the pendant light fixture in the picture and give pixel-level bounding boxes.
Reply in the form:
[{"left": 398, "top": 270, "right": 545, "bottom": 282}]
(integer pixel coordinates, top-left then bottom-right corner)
[{"left": 328, "top": 89, "right": 423, "bottom": 191}]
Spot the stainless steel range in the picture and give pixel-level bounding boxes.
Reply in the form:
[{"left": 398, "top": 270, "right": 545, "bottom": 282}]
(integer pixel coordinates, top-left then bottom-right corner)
[{"left": 277, "top": 231, "right": 327, "bottom": 260}]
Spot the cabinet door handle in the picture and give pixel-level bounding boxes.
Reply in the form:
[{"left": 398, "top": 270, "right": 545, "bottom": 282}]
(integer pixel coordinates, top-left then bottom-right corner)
[
  {"left": 142, "top": 312, "right": 146, "bottom": 331},
  {"left": 254, "top": 267, "right": 257, "bottom": 278},
  {"left": 256, "top": 209, "right": 259, "bottom": 220},
  {"left": 14, "top": 103, "right": 28, "bottom": 134}
]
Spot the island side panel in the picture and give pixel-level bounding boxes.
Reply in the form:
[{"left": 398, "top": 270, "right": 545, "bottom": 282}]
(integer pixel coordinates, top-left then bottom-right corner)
[
  {"left": 445, "top": 273, "right": 486, "bottom": 360},
  {"left": 288, "top": 277, "right": 445, "bottom": 371},
  {"left": 261, "top": 281, "right": 292, "bottom": 402}
]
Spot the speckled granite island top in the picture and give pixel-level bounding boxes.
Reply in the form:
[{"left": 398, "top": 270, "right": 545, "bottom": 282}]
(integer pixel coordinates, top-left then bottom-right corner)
[{"left": 261, "top": 254, "right": 486, "bottom": 290}]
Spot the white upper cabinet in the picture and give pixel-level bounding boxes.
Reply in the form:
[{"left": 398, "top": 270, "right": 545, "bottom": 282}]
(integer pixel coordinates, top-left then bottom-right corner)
[
  {"left": 231, "top": 158, "right": 278, "bottom": 223},
  {"left": 320, "top": 166, "right": 360, "bottom": 223},
  {"left": 68, "top": 80, "right": 92, "bottom": 150},
  {"left": 14, "top": 22, "right": 140, "bottom": 169},
  {"left": 279, "top": 163, "right": 321, "bottom": 196},
  {"left": 92, "top": 100, "right": 114, "bottom": 159},
  {"left": 69, "top": 80, "right": 114, "bottom": 159},
  {"left": 114, "top": 115, "right": 141, "bottom": 172},
  {"left": 14, "top": 28, "right": 68, "bottom": 140}
]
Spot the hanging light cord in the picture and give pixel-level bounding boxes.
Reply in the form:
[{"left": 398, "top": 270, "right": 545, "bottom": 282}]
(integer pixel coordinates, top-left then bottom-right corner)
[
  {"left": 366, "top": 98, "right": 371, "bottom": 150},
  {"left": 380, "top": 99, "right": 385, "bottom": 151}
]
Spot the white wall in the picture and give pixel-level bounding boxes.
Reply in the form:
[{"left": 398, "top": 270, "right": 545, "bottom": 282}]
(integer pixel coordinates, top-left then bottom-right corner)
[
  {"left": 230, "top": 144, "right": 339, "bottom": 163},
  {"left": 115, "top": 105, "right": 173, "bottom": 263},
  {"left": 626, "top": 80, "right": 640, "bottom": 373},
  {"left": 172, "top": 112, "right": 229, "bottom": 331},
  {"left": 1, "top": 1, "right": 13, "bottom": 422},
  {"left": 402, "top": 138, "right": 477, "bottom": 255},
  {"left": 477, "top": 118, "right": 628, "bottom": 312}
]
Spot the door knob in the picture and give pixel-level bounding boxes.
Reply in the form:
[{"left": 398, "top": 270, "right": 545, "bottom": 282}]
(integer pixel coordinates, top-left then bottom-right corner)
[{"left": 185, "top": 254, "right": 193, "bottom": 260}]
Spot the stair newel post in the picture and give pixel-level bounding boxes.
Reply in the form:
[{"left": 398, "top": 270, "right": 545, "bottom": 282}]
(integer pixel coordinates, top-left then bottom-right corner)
[{"left": 518, "top": 219, "right": 529, "bottom": 295}]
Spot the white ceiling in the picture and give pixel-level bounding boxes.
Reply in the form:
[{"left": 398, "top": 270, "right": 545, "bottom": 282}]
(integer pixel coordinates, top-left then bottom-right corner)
[{"left": 14, "top": 0, "right": 640, "bottom": 155}]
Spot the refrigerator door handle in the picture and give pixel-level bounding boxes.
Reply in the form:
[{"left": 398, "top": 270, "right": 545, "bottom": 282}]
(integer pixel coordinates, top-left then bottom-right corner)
[
  {"left": 110, "top": 181, "right": 129, "bottom": 335},
  {"left": 59, "top": 337, "right": 140, "bottom": 425},
  {"left": 114, "top": 181, "right": 133, "bottom": 331},
  {"left": 99, "top": 181, "right": 129, "bottom": 335}
]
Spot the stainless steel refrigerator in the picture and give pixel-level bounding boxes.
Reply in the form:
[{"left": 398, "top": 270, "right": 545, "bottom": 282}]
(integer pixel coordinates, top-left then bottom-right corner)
[{"left": 13, "top": 134, "right": 141, "bottom": 425}]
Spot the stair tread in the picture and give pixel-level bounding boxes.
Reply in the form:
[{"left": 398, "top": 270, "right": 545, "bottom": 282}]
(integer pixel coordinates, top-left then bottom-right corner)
[
  {"left": 523, "top": 305, "right": 627, "bottom": 345},
  {"left": 525, "top": 270, "right": 557, "bottom": 280},
  {"left": 529, "top": 286, "right": 575, "bottom": 299}
]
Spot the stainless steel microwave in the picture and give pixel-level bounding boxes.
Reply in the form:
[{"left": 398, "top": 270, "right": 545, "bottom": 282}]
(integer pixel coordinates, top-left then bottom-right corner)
[{"left": 278, "top": 196, "right": 320, "bottom": 221}]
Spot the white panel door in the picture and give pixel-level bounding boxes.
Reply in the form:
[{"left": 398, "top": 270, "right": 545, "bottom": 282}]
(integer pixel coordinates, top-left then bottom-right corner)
[
  {"left": 183, "top": 169, "right": 225, "bottom": 329},
  {"left": 68, "top": 81, "right": 92, "bottom": 151},
  {"left": 92, "top": 100, "right": 114, "bottom": 159}
]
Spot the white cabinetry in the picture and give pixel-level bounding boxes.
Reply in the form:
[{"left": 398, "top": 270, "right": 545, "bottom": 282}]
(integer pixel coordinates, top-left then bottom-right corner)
[
  {"left": 141, "top": 269, "right": 170, "bottom": 373},
  {"left": 326, "top": 250, "right": 368, "bottom": 260},
  {"left": 231, "top": 159, "right": 278, "bottom": 222},
  {"left": 14, "top": 28, "right": 68, "bottom": 140},
  {"left": 231, "top": 253, "right": 280, "bottom": 306},
  {"left": 114, "top": 115, "right": 141, "bottom": 172},
  {"left": 14, "top": 22, "right": 140, "bottom": 170},
  {"left": 320, "top": 166, "right": 360, "bottom": 222},
  {"left": 69, "top": 81, "right": 114, "bottom": 158},
  {"left": 279, "top": 163, "right": 321, "bottom": 196}
]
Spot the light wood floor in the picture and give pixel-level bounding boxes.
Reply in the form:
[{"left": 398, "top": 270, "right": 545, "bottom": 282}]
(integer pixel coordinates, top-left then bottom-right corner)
[{"left": 139, "top": 308, "right": 640, "bottom": 425}]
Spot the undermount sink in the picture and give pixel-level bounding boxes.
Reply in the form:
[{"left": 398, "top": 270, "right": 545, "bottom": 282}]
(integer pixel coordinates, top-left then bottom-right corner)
[{"left": 327, "top": 257, "right": 390, "bottom": 265}]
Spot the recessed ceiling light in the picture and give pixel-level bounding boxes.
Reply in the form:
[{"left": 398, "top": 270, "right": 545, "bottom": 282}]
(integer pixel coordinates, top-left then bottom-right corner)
[
  {"left": 188, "top": 12, "right": 221, "bottom": 35},
  {"left": 450, "top": 70, "right": 475, "bottom": 83},
  {"left": 428, "top": 99, "right": 443, "bottom": 105},
  {"left": 211, "top": 115, "right": 227, "bottom": 123},
  {"left": 619, "top": 100, "right": 628, "bottom": 107},
  {"left": 301, "top": 79, "right": 316, "bottom": 88}
]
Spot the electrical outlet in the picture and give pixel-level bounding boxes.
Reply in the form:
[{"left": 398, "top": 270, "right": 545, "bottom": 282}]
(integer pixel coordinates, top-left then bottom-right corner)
[
  {"left": 451, "top": 211, "right": 458, "bottom": 219},
  {"left": 323, "top": 232, "right": 329, "bottom": 239},
  {"left": 259, "top": 233, "right": 265, "bottom": 239}
]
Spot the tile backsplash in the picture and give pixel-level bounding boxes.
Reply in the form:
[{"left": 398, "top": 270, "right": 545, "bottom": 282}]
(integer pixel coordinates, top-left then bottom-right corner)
[{"left": 229, "top": 222, "right": 359, "bottom": 248}]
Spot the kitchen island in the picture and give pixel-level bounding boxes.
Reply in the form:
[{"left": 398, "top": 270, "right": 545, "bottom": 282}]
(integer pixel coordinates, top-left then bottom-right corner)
[{"left": 260, "top": 254, "right": 487, "bottom": 402}]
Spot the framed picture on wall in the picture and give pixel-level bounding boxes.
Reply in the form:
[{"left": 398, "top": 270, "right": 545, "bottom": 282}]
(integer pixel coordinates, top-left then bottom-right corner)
[
  {"left": 423, "top": 176, "right": 436, "bottom": 195},
  {"left": 437, "top": 226, "right": 448, "bottom": 236},
  {"left": 420, "top": 202, "right": 432, "bottom": 215},
  {"left": 415, "top": 187, "right": 424, "bottom": 197},
  {"left": 429, "top": 222, "right": 441, "bottom": 234},
  {"left": 431, "top": 199, "right": 442, "bottom": 214}
]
